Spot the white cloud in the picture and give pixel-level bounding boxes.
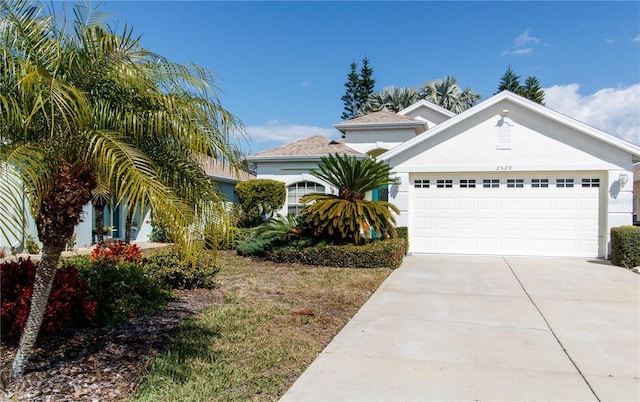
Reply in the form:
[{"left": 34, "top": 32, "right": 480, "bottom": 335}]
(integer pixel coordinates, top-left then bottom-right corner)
[
  {"left": 604, "top": 38, "right": 615, "bottom": 44},
  {"left": 633, "top": 34, "right": 640, "bottom": 43},
  {"left": 512, "top": 48, "right": 533, "bottom": 55},
  {"left": 514, "top": 28, "right": 541, "bottom": 47},
  {"left": 503, "top": 28, "right": 541, "bottom": 56},
  {"left": 246, "top": 120, "right": 338, "bottom": 144},
  {"left": 543, "top": 83, "right": 640, "bottom": 145}
]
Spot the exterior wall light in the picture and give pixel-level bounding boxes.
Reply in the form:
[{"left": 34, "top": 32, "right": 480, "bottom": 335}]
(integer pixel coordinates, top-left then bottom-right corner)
[{"left": 618, "top": 172, "right": 629, "bottom": 187}]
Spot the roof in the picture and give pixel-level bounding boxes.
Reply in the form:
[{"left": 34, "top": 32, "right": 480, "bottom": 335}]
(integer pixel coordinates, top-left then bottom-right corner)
[
  {"left": 398, "top": 99, "right": 456, "bottom": 118},
  {"left": 247, "top": 135, "right": 362, "bottom": 161},
  {"left": 380, "top": 91, "right": 640, "bottom": 164},
  {"left": 202, "top": 158, "right": 255, "bottom": 183},
  {"left": 334, "top": 109, "right": 428, "bottom": 134}
]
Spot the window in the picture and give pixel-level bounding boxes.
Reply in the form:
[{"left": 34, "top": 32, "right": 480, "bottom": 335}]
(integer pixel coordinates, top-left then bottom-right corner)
[
  {"left": 460, "top": 179, "right": 476, "bottom": 188},
  {"left": 532, "top": 179, "right": 549, "bottom": 188},
  {"left": 414, "top": 179, "right": 430, "bottom": 188},
  {"left": 582, "top": 178, "right": 600, "bottom": 188},
  {"left": 287, "top": 182, "right": 325, "bottom": 215},
  {"left": 507, "top": 179, "right": 524, "bottom": 188},
  {"left": 483, "top": 179, "right": 500, "bottom": 188},
  {"left": 556, "top": 178, "right": 574, "bottom": 188},
  {"left": 437, "top": 179, "right": 453, "bottom": 188}
]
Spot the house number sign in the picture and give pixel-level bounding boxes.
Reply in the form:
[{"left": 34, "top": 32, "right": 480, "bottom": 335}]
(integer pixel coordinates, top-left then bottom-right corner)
[{"left": 496, "top": 165, "right": 513, "bottom": 171}]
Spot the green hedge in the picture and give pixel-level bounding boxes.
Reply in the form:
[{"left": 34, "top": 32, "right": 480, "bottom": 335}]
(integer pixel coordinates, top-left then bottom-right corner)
[
  {"left": 396, "top": 227, "right": 409, "bottom": 254},
  {"left": 266, "top": 238, "right": 406, "bottom": 269},
  {"left": 610, "top": 226, "right": 640, "bottom": 268}
]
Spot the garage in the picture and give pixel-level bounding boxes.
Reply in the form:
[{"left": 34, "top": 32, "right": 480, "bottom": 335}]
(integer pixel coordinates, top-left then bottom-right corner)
[
  {"left": 380, "top": 93, "right": 639, "bottom": 258},
  {"left": 409, "top": 172, "right": 604, "bottom": 257}
]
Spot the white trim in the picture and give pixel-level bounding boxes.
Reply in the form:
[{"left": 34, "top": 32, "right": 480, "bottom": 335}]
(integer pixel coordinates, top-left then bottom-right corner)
[
  {"left": 380, "top": 91, "right": 640, "bottom": 163},
  {"left": 398, "top": 99, "right": 456, "bottom": 118}
]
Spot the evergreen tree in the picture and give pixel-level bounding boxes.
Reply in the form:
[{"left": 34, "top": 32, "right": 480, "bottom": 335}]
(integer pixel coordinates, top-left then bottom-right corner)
[
  {"left": 340, "top": 56, "right": 376, "bottom": 120},
  {"left": 357, "top": 56, "right": 376, "bottom": 114},
  {"left": 521, "top": 76, "right": 545, "bottom": 105},
  {"left": 495, "top": 65, "right": 545, "bottom": 104},
  {"left": 495, "top": 64, "right": 522, "bottom": 94},
  {"left": 341, "top": 61, "right": 360, "bottom": 120}
]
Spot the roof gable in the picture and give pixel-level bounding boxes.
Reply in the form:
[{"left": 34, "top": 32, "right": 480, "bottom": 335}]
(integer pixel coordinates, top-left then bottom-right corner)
[
  {"left": 335, "top": 109, "right": 427, "bottom": 135},
  {"left": 398, "top": 99, "right": 456, "bottom": 120},
  {"left": 381, "top": 91, "right": 640, "bottom": 164},
  {"left": 247, "top": 135, "right": 361, "bottom": 160}
]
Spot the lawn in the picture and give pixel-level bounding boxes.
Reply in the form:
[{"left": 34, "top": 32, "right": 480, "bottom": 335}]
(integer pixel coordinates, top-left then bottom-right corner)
[{"left": 130, "top": 250, "right": 392, "bottom": 401}]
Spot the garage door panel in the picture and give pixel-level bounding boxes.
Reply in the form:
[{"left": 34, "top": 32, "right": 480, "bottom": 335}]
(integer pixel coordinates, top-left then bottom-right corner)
[{"left": 409, "top": 172, "right": 602, "bottom": 257}]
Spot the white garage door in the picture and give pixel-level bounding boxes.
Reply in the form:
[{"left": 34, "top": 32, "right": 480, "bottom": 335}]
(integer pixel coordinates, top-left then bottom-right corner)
[{"left": 409, "top": 172, "right": 603, "bottom": 257}]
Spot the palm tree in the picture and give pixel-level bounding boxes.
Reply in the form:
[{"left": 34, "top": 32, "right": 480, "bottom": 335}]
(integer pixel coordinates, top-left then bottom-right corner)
[
  {"left": 301, "top": 154, "right": 400, "bottom": 245},
  {"left": 420, "top": 76, "right": 480, "bottom": 113},
  {"left": 363, "top": 86, "right": 421, "bottom": 114},
  {"left": 1, "top": 0, "right": 243, "bottom": 378}
]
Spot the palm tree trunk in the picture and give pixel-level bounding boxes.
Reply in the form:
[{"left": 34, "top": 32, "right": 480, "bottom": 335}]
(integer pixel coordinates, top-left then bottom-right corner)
[
  {"left": 94, "top": 199, "right": 106, "bottom": 246},
  {"left": 124, "top": 207, "right": 134, "bottom": 244},
  {"left": 10, "top": 242, "right": 65, "bottom": 379}
]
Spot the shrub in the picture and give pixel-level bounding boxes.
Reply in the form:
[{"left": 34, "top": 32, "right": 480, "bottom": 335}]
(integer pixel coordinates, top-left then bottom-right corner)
[
  {"left": 396, "top": 226, "right": 409, "bottom": 254},
  {"left": 203, "top": 225, "right": 255, "bottom": 251},
  {"left": 25, "top": 234, "right": 41, "bottom": 254},
  {"left": 236, "top": 236, "right": 276, "bottom": 257},
  {"left": 90, "top": 240, "right": 142, "bottom": 263},
  {"left": 1, "top": 258, "right": 96, "bottom": 342},
  {"left": 611, "top": 226, "right": 640, "bottom": 268},
  {"left": 235, "top": 179, "right": 286, "bottom": 227},
  {"left": 75, "top": 258, "right": 173, "bottom": 326},
  {"left": 267, "top": 238, "right": 406, "bottom": 269},
  {"left": 149, "top": 218, "right": 173, "bottom": 243},
  {"left": 142, "top": 247, "right": 219, "bottom": 289}
]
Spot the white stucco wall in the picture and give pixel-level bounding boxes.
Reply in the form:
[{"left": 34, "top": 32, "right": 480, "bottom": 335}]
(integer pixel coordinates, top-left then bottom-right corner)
[
  {"left": 344, "top": 128, "right": 417, "bottom": 154},
  {"left": 387, "top": 100, "right": 637, "bottom": 257}
]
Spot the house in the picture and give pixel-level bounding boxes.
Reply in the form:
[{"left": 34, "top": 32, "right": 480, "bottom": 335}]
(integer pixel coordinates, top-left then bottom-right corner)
[
  {"left": 247, "top": 91, "right": 640, "bottom": 258},
  {"left": 0, "top": 159, "right": 254, "bottom": 251}
]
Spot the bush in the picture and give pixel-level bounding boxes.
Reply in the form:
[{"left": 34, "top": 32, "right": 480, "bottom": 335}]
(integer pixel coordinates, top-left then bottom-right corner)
[
  {"left": 25, "top": 234, "right": 41, "bottom": 254},
  {"left": 90, "top": 240, "right": 142, "bottom": 263},
  {"left": 149, "top": 218, "right": 172, "bottom": 243},
  {"left": 611, "top": 226, "right": 640, "bottom": 268},
  {"left": 266, "top": 238, "right": 406, "bottom": 269},
  {"left": 235, "top": 179, "right": 286, "bottom": 227},
  {"left": 1, "top": 258, "right": 96, "bottom": 342},
  {"left": 75, "top": 257, "right": 173, "bottom": 326},
  {"left": 203, "top": 226, "right": 256, "bottom": 251},
  {"left": 396, "top": 226, "right": 409, "bottom": 254},
  {"left": 236, "top": 235, "right": 276, "bottom": 257},
  {"left": 142, "top": 247, "right": 219, "bottom": 289}
]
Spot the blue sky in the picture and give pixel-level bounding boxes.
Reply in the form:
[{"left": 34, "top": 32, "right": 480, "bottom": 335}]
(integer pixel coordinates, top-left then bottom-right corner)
[{"left": 96, "top": 1, "right": 640, "bottom": 153}]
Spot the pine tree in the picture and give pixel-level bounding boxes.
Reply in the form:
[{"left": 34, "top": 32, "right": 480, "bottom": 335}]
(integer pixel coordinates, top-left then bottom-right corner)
[
  {"left": 341, "top": 56, "right": 376, "bottom": 120},
  {"left": 495, "top": 65, "right": 545, "bottom": 104},
  {"left": 495, "top": 64, "right": 521, "bottom": 94},
  {"left": 521, "top": 76, "right": 545, "bottom": 105},
  {"left": 357, "top": 56, "right": 376, "bottom": 115},
  {"left": 341, "top": 61, "right": 360, "bottom": 120}
]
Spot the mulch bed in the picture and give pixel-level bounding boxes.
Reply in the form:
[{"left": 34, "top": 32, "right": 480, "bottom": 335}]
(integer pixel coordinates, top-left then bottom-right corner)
[{"left": 0, "top": 288, "right": 224, "bottom": 401}]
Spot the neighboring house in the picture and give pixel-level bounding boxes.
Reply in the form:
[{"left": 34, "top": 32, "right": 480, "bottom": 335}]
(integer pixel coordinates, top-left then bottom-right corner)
[
  {"left": 247, "top": 91, "right": 640, "bottom": 258},
  {"left": 0, "top": 159, "right": 253, "bottom": 251},
  {"left": 202, "top": 158, "right": 256, "bottom": 204}
]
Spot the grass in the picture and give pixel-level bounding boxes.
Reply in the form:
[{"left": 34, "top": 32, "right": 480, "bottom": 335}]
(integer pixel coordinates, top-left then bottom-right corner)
[{"left": 130, "top": 251, "right": 392, "bottom": 401}]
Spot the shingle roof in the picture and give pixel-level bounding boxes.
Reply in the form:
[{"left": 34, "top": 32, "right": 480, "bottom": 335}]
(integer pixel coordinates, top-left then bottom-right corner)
[
  {"left": 248, "top": 135, "right": 362, "bottom": 158},
  {"left": 340, "top": 109, "right": 422, "bottom": 125},
  {"left": 202, "top": 158, "right": 255, "bottom": 182}
]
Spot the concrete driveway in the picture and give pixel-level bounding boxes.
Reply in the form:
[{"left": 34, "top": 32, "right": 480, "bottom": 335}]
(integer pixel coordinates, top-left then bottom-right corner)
[{"left": 281, "top": 255, "right": 640, "bottom": 401}]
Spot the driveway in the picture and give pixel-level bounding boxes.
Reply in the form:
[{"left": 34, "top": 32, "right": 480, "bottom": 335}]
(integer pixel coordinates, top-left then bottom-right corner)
[{"left": 281, "top": 255, "right": 640, "bottom": 401}]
